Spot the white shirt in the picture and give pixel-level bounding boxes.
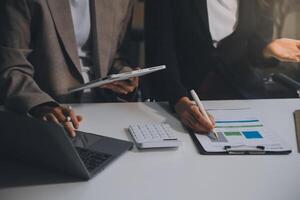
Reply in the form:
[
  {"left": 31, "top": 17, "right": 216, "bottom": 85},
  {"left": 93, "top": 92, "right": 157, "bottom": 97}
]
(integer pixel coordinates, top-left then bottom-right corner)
[
  {"left": 69, "top": 0, "right": 93, "bottom": 84},
  {"left": 207, "top": 0, "right": 239, "bottom": 47}
]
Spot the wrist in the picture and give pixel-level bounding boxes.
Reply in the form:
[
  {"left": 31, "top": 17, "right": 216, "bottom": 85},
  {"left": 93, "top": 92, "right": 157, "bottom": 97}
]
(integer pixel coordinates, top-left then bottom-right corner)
[{"left": 29, "top": 102, "right": 60, "bottom": 118}]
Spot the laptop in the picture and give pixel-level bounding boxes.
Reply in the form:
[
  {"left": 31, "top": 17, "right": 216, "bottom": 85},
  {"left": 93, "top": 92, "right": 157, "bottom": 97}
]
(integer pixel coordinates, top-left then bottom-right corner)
[{"left": 0, "top": 111, "right": 133, "bottom": 180}]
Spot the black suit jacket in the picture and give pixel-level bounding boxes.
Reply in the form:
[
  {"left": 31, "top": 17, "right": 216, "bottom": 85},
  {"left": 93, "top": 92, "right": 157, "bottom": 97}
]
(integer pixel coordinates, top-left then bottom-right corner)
[{"left": 144, "top": 0, "right": 277, "bottom": 106}]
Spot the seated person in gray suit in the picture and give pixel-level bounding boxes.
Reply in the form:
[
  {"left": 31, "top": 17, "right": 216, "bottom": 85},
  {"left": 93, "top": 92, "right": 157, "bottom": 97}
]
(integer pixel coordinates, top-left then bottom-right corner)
[{"left": 0, "top": 0, "right": 138, "bottom": 136}]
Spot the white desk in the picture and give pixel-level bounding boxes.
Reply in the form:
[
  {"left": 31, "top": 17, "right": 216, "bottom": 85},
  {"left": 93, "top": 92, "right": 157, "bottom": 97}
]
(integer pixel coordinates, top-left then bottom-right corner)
[{"left": 1, "top": 99, "right": 300, "bottom": 200}]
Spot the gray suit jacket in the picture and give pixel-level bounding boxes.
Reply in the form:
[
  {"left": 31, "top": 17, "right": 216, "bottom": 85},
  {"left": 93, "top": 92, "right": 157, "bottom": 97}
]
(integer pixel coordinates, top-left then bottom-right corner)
[{"left": 0, "top": 0, "right": 134, "bottom": 113}]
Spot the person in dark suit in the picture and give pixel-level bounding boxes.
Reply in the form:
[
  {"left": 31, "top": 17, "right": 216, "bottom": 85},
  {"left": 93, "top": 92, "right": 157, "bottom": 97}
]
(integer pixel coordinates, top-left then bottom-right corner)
[
  {"left": 0, "top": 0, "right": 138, "bottom": 136},
  {"left": 145, "top": 0, "right": 300, "bottom": 133}
]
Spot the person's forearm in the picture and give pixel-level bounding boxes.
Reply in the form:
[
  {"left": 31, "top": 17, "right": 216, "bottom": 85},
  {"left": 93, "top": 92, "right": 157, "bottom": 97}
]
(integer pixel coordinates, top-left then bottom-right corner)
[{"left": 0, "top": 0, "right": 56, "bottom": 113}]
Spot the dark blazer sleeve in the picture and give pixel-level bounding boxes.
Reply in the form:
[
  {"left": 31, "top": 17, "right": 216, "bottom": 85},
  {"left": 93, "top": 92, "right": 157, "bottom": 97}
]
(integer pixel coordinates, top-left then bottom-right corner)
[
  {"left": 0, "top": 0, "right": 56, "bottom": 113},
  {"left": 248, "top": 3, "right": 278, "bottom": 67},
  {"left": 145, "top": 0, "right": 189, "bottom": 107}
]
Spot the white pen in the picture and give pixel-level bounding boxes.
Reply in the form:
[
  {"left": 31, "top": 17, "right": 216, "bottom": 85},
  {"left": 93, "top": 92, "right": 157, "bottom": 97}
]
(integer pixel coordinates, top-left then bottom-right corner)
[{"left": 190, "top": 90, "right": 219, "bottom": 139}]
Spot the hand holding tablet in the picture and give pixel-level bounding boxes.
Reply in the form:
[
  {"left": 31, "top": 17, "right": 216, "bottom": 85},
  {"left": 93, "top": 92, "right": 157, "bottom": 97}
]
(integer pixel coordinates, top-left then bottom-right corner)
[{"left": 68, "top": 65, "right": 166, "bottom": 93}]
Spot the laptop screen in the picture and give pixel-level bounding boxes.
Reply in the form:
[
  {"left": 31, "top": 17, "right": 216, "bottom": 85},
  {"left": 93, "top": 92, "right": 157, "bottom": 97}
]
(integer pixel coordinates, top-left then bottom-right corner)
[{"left": 72, "top": 131, "right": 102, "bottom": 148}]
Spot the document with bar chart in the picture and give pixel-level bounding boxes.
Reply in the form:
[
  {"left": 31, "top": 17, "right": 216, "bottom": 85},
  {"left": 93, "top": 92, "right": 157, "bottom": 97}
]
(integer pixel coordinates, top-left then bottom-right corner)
[{"left": 194, "top": 108, "right": 291, "bottom": 154}]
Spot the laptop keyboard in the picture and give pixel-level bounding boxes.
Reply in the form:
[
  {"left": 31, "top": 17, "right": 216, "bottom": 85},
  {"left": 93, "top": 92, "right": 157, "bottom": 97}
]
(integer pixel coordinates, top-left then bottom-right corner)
[{"left": 75, "top": 147, "right": 112, "bottom": 172}]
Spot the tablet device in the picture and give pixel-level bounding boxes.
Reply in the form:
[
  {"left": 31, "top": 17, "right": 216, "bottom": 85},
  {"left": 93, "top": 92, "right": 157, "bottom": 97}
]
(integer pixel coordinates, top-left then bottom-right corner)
[{"left": 68, "top": 65, "right": 166, "bottom": 93}]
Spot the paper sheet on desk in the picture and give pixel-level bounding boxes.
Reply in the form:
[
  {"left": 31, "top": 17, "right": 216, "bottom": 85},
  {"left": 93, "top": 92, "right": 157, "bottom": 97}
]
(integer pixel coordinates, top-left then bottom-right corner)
[{"left": 195, "top": 108, "right": 291, "bottom": 152}]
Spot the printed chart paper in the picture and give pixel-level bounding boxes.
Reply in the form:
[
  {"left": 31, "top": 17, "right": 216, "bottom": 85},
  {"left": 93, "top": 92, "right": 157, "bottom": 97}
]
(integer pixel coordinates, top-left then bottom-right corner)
[{"left": 195, "top": 108, "right": 291, "bottom": 152}]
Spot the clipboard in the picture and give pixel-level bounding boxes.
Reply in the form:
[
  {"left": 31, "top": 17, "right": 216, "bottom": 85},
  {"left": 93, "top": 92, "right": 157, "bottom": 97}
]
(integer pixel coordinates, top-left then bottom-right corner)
[
  {"left": 189, "top": 131, "right": 292, "bottom": 155},
  {"left": 68, "top": 65, "right": 166, "bottom": 93},
  {"left": 187, "top": 108, "right": 292, "bottom": 155}
]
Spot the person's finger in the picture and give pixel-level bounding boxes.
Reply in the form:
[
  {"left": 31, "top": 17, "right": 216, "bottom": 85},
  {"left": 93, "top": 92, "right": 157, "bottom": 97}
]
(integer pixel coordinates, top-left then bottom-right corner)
[
  {"left": 189, "top": 105, "right": 214, "bottom": 130},
  {"left": 77, "top": 115, "right": 83, "bottom": 122},
  {"left": 113, "top": 81, "right": 135, "bottom": 93},
  {"left": 208, "top": 113, "right": 216, "bottom": 126},
  {"left": 63, "top": 121, "right": 76, "bottom": 137},
  {"left": 110, "top": 84, "right": 129, "bottom": 94},
  {"left": 184, "top": 112, "right": 208, "bottom": 133},
  {"left": 132, "top": 78, "right": 139, "bottom": 88},
  {"left": 181, "top": 117, "right": 194, "bottom": 131},
  {"left": 128, "top": 77, "right": 137, "bottom": 82},
  {"left": 52, "top": 107, "right": 68, "bottom": 123},
  {"left": 274, "top": 53, "right": 295, "bottom": 63},
  {"left": 180, "top": 110, "right": 206, "bottom": 131},
  {"left": 296, "top": 40, "right": 300, "bottom": 48},
  {"left": 184, "top": 115, "right": 200, "bottom": 132},
  {"left": 280, "top": 55, "right": 300, "bottom": 63},
  {"left": 292, "top": 53, "right": 300, "bottom": 62},
  {"left": 63, "top": 106, "right": 79, "bottom": 129},
  {"left": 292, "top": 57, "right": 300, "bottom": 63},
  {"left": 120, "top": 79, "right": 138, "bottom": 88},
  {"left": 286, "top": 53, "right": 300, "bottom": 62},
  {"left": 114, "top": 80, "right": 133, "bottom": 89},
  {"left": 181, "top": 113, "right": 197, "bottom": 131},
  {"left": 128, "top": 77, "right": 139, "bottom": 87},
  {"left": 275, "top": 49, "right": 300, "bottom": 62},
  {"left": 100, "top": 84, "right": 112, "bottom": 91},
  {"left": 45, "top": 113, "right": 60, "bottom": 124},
  {"left": 101, "top": 83, "right": 128, "bottom": 94}
]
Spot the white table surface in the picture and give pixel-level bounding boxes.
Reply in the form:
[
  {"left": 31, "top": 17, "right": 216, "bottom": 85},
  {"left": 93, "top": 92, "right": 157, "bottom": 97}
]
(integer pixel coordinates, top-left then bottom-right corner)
[{"left": 1, "top": 99, "right": 300, "bottom": 200}]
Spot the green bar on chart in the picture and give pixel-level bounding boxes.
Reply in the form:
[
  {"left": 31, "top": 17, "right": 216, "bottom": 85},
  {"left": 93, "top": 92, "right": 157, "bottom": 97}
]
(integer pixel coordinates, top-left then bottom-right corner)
[{"left": 224, "top": 132, "right": 242, "bottom": 136}]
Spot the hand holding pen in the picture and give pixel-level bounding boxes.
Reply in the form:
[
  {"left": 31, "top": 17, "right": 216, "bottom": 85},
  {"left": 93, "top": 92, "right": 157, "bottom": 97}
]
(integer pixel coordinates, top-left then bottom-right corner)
[
  {"left": 175, "top": 93, "right": 216, "bottom": 137},
  {"left": 190, "top": 90, "right": 218, "bottom": 139}
]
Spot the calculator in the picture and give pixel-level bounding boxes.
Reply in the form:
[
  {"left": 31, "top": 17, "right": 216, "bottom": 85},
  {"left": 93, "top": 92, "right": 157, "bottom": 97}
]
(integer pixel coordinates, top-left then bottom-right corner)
[{"left": 128, "top": 123, "right": 182, "bottom": 149}]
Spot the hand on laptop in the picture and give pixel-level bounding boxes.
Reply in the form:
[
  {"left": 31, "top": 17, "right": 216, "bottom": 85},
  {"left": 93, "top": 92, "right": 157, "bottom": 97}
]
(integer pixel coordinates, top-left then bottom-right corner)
[
  {"left": 101, "top": 77, "right": 139, "bottom": 95},
  {"left": 30, "top": 104, "right": 82, "bottom": 137},
  {"left": 175, "top": 97, "right": 215, "bottom": 133}
]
